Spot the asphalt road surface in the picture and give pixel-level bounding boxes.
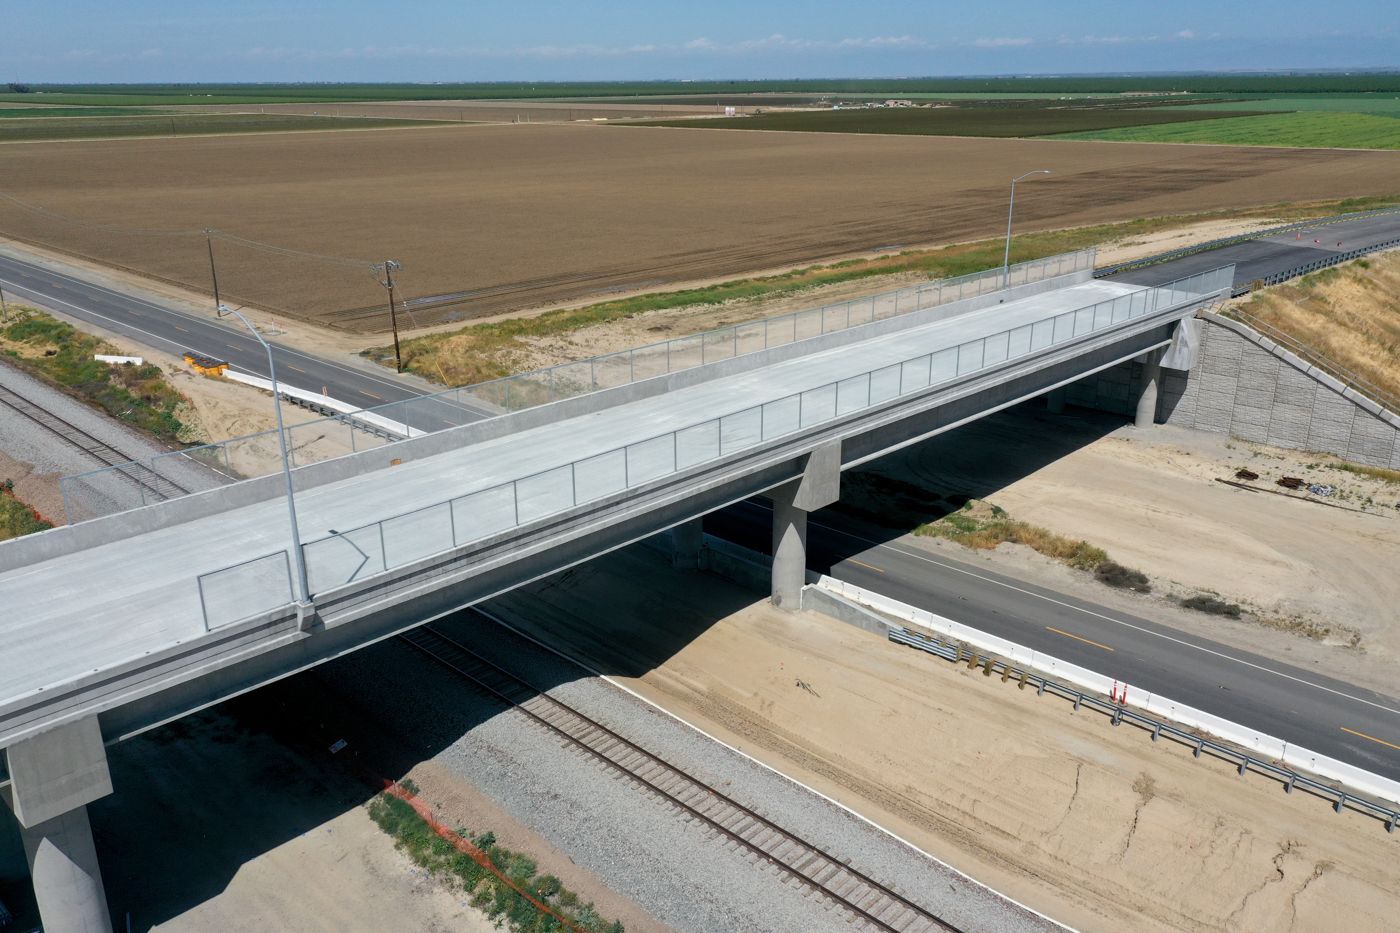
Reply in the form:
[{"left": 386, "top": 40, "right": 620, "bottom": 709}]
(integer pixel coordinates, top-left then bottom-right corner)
[
  {"left": 707, "top": 499, "right": 1400, "bottom": 787},
  {"left": 0, "top": 250, "right": 490, "bottom": 433},
  {"left": 1105, "top": 209, "right": 1400, "bottom": 288}
]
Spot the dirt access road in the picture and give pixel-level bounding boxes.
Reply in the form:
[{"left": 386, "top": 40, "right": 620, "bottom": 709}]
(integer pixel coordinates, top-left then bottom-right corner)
[{"left": 0, "top": 123, "right": 1394, "bottom": 331}]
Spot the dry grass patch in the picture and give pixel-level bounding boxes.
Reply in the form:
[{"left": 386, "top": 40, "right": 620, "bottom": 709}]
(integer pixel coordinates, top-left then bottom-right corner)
[
  {"left": 913, "top": 498, "right": 1111, "bottom": 571},
  {"left": 1230, "top": 249, "right": 1400, "bottom": 403}
]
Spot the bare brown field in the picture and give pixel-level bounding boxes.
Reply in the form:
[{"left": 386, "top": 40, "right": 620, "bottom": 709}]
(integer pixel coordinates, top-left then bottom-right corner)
[{"left": 0, "top": 122, "right": 1396, "bottom": 333}]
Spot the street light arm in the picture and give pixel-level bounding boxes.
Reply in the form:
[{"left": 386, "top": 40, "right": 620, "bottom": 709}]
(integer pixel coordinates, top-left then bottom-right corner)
[{"left": 217, "top": 306, "right": 312, "bottom": 606}]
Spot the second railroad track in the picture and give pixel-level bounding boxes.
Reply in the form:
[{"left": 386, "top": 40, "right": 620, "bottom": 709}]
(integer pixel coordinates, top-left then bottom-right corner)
[{"left": 401, "top": 619, "right": 965, "bottom": 933}]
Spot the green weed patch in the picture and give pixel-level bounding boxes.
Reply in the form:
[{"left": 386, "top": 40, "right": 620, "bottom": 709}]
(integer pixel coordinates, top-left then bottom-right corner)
[
  {"left": 1, "top": 307, "right": 190, "bottom": 440},
  {"left": 368, "top": 790, "right": 623, "bottom": 933},
  {"left": 0, "top": 480, "right": 53, "bottom": 541}
]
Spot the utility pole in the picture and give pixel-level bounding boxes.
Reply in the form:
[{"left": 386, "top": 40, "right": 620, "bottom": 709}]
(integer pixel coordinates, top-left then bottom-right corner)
[
  {"left": 379, "top": 260, "right": 404, "bottom": 373},
  {"left": 0, "top": 283, "right": 9, "bottom": 323},
  {"left": 205, "top": 231, "right": 222, "bottom": 312}
]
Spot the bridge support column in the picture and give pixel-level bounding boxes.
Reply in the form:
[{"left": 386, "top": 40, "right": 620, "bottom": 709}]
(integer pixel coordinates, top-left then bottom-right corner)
[
  {"left": 3, "top": 717, "right": 114, "bottom": 933},
  {"left": 21, "top": 807, "right": 111, "bottom": 933},
  {"left": 671, "top": 517, "right": 704, "bottom": 570},
  {"left": 770, "top": 442, "right": 842, "bottom": 610},
  {"left": 1045, "top": 386, "right": 1066, "bottom": 413},
  {"left": 1135, "top": 351, "right": 1161, "bottom": 429}
]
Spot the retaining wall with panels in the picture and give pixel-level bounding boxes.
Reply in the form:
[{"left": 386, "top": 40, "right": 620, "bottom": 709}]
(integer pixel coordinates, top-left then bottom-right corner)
[{"left": 1067, "top": 313, "right": 1400, "bottom": 469}]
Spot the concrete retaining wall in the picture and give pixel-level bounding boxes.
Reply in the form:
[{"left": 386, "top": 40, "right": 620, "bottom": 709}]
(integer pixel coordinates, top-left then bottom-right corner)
[{"left": 1066, "top": 313, "right": 1400, "bottom": 469}]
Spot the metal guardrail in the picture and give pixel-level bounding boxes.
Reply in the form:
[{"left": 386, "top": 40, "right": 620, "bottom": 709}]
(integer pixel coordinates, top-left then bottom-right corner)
[
  {"left": 1220, "top": 308, "right": 1400, "bottom": 418},
  {"left": 888, "top": 625, "right": 1400, "bottom": 833},
  {"left": 60, "top": 249, "right": 1095, "bottom": 521},
  {"left": 1228, "top": 235, "right": 1400, "bottom": 297},
  {"left": 1093, "top": 205, "right": 1400, "bottom": 279},
  {"left": 193, "top": 265, "right": 1228, "bottom": 621}
]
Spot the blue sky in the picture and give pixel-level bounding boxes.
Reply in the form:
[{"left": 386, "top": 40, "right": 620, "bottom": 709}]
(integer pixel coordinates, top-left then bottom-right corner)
[{"left": 7, "top": 1, "right": 1397, "bottom": 83}]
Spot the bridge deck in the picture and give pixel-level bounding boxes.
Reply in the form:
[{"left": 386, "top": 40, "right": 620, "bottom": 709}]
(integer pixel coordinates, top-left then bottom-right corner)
[{"left": 1, "top": 277, "right": 1138, "bottom": 702}]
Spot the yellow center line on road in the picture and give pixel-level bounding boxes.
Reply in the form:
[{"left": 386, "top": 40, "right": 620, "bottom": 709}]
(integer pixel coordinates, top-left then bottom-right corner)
[
  {"left": 444, "top": 420, "right": 459, "bottom": 426},
  {"left": 1046, "top": 626, "right": 1114, "bottom": 651},
  {"left": 1342, "top": 727, "right": 1400, "bottom": 752},
  {"left": 174, "top": 326, "right": 188, "bottom": 332},
  {"left": 360, "top": 391, "right": 382, "bottom": 400},
  {"left": 227, "top": 345, "right": 240, "bottom": 350},
  {"left": 287, "top": 366, "right": 306, "bottom": 373},
  {"left": 847, "top": 559, "right": 884, "bottom": 573}
]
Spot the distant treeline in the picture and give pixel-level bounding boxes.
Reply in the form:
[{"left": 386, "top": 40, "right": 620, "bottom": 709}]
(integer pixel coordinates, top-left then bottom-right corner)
[{"left": 5, "top": 74, "right": 1400, "bottom": 106}]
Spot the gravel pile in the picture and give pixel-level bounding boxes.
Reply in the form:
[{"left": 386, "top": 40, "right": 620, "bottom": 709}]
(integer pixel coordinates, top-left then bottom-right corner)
[{"left": 318, "top": 608, "right": 1068, "bottom": 933}]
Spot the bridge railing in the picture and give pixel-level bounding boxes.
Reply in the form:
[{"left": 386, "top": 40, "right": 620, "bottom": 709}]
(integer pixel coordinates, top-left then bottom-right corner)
[
  {"left": 60, "top": 250, "right": 1096, "bottom": 523},
  {"left": 187, "top": 264, "right": 1230, "bottom": 620}
]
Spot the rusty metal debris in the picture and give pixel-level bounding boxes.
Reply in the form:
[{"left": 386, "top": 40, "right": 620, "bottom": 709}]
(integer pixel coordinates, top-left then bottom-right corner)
[
  {"left": 1277, "top": 476, "right": 1306, "bottom": 489},
  {"left": 1234, "top": 469, "right": 1259, "bottom": 481}
]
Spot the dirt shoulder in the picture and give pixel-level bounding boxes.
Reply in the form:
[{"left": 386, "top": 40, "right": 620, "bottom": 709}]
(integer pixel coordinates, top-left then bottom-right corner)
[{"left": 491, "top": 547, "right": 1399, "bottom": 933}]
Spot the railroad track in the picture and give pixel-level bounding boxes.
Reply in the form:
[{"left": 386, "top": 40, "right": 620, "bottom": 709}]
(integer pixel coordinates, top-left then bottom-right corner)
[
  {"left": 401, "top": 621, "right": 964, "bottom": 933},
  {"left": 0, "top": 381, "right": 190, "bottom": 500}
]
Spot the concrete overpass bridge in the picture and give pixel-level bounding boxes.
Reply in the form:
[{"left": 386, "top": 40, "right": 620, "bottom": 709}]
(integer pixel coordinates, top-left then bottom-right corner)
[{"left": 0, "top": 249, "right": 1231, "bottom": 931}]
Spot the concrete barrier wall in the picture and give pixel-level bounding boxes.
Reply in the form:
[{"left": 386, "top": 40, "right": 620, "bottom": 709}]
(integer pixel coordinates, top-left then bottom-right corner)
[
  {"left": 1066, "top": 313, "right": 1400, "bottom": 469},
  {"left": 814, "top": 575, "right": 1400, "bottom": 807}
]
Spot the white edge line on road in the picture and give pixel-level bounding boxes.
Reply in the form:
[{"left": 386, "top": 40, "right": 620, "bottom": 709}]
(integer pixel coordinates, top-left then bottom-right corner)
[
  {"left": 469, "top": 606, "right": 1080, "bottom": 933},
  {"left": 0, "top": 264, "right": 420, "bottom": 396},
  {"left": 780, "top": 505, "right": 1400, "bottom": 719}
]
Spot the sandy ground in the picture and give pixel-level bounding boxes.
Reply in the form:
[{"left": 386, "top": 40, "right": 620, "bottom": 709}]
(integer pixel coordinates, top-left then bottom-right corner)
[
  {"left": 1093, "top": 215, "right": 1293, "bottom": 266},
  {"left": 149, "top": 804, "right": 497, "bottom": 933},
  {"left": 489, "top": 547, "right": 1400, "bottom": 933},
  {"left": 837, "top": 403, "right": 1400, "bottom": 694},
  {"left": 2, "top": 123, "right": 1394, "bottom": 331}
]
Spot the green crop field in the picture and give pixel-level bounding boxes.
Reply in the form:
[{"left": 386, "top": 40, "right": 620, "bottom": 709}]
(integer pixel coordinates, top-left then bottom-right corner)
[
  {"left": 0, "top": 112, "right": 451, "bottom": 143},
  {"left": 636, "top": 105, "right": 1265, "bottom": 138},
  {"left": 1166, "top": 95, "right": 1400, "bottom": 114},
  {"left": 1051, "top": 111, "right": 1400, "bottom": 149}
]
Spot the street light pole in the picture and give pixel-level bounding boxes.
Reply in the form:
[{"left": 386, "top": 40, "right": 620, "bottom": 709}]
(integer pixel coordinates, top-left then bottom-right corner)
[
  {"left": 1004, "top": 170, "right": 1051, "bottom": 289},
  {"left": 216, "top": 304, "right": 312, "bottom": 608}
]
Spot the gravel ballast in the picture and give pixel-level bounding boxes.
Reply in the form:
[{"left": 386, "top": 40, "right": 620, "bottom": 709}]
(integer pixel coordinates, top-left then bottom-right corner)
[{"left": 317, "top": 608, "right": 1067, "bottom": 933}]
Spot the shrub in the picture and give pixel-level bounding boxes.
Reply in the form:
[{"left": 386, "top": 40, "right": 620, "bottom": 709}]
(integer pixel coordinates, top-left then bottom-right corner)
[
  {"left": 1094, "top": 561, "right": 1152, "bottom": 593},
  {"left": 1181, "top": 594, "right": 1242, "bottom": 617}
]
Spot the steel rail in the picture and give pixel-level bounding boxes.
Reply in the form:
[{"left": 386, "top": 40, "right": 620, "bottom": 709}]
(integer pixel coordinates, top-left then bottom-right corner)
[
  {"left": 0, "top": 381, "right": 190, "bottom": 499},
  {"left": 401, "top": 621, "right": 964, "bottom": 933}
]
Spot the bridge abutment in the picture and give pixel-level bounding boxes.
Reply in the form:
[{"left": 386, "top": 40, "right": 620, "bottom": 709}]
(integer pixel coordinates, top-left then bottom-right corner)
[
  {"left": 770, "top": 442, "right": 842, "bottom": 610},
  {"left": 1045, "top": 386, "right": 1066, "bottom": 413},
  {"left": 3, "top": 717, "right": 114, "bottom": 933}
]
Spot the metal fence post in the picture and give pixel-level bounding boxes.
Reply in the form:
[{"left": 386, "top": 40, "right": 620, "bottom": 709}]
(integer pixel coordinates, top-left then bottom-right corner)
[{"left": 61, "top": 476, "right": 73, "bottom": 525}]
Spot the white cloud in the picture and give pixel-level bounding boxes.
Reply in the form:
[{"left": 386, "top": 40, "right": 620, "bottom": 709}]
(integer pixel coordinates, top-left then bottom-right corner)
[
  {"left": 1177, "top": 30, "right": 1196, "bottom": 39},
  {"left": 970, "top": 37, "right": 1033, "bottom": 48}
]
